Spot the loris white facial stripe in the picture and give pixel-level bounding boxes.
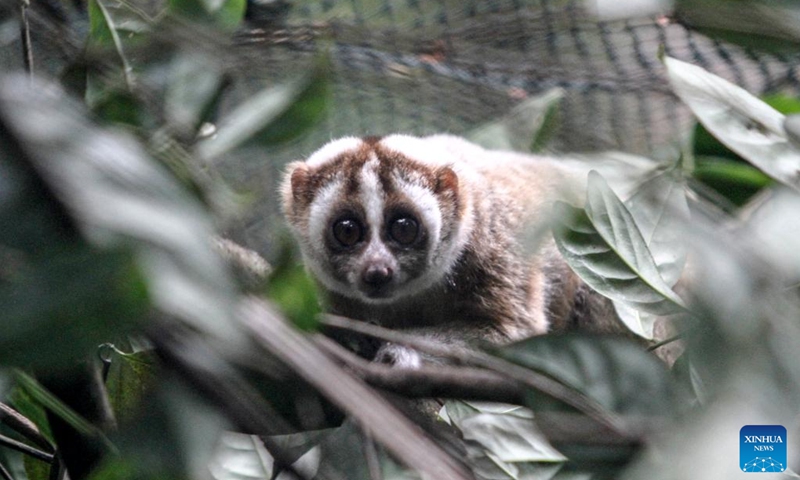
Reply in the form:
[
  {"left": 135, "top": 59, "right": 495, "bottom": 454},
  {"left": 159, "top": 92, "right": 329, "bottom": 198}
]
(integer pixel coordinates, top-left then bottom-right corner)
[{"left": 360, "top": 156, "right": 384, "bottom": 240}]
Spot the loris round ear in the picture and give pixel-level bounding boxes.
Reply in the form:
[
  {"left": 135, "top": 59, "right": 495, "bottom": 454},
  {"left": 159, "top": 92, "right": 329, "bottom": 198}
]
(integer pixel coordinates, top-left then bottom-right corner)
[
  {"left": 434, "top": 166, "right": 459, "bottom": 194},
  {"left": 288, "top": 162, "right": 312, "bottom": 203}
]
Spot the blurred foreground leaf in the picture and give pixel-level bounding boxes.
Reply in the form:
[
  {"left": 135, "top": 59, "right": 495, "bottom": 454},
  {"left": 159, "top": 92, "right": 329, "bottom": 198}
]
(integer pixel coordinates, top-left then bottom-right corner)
[
  {"left": 675, "top": 0, "right": 800, "bottom": 53},
  {"left": 165, "top": 53, "right": 227, "bottom": 139},
  {"left": 0, "top": 74, "right": 241, "bottom": 347},
  {"left": 468, "top": 88, "right": 563, "bottom": 153},
  {"left": 196, "top": 58, "right": 330, "bottom": 160}
]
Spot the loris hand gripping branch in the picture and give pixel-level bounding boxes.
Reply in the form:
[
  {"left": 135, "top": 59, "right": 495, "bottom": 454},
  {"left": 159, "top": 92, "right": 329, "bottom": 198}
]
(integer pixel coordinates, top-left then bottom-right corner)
[{"left": 281, "top": 135, "right": 628, "bottom": 367}]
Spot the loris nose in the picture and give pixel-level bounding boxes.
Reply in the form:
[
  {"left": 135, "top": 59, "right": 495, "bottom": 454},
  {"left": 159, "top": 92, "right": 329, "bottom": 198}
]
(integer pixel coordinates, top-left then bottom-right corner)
[{"left": 362, "top": 264, "right": 393, "bottom": 286}]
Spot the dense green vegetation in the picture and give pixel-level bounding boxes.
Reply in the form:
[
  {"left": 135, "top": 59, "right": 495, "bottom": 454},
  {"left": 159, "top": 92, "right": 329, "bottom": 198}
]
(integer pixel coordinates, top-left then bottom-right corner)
[{"left": 1, "top": 1, "right": 800, "bottom": 479}]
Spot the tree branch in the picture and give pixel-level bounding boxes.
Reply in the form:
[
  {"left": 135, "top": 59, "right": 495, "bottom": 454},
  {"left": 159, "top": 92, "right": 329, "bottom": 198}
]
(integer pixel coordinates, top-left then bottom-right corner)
[
  {"left": 319, "top": 314, "right": 628, "bottom": 436},
  {"left": 313, "top": 327, "right": 657, "bottom": 447},
  {"left": 313, "top": 335, "right": 524, "bottom": 404}
]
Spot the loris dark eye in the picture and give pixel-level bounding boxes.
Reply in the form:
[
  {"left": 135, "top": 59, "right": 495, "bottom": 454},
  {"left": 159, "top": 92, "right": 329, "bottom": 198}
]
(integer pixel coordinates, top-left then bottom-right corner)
[
  {"left": 332, "top": 218, "right": 364, "bottom": 247},
  {"left": 389, "top": 217, "right": 420, "bottom": 246}
]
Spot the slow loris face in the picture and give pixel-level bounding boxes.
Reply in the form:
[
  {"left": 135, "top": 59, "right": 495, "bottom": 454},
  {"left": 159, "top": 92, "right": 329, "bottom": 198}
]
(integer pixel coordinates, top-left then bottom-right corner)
[{"left": 281, "top": 136, "right": 470, "bottom": 304}]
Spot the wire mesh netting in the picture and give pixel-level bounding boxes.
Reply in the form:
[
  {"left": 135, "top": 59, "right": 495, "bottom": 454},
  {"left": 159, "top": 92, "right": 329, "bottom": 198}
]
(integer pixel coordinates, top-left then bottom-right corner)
[{"left": 235, "top": 0, "right": 800, "bottom": 156}]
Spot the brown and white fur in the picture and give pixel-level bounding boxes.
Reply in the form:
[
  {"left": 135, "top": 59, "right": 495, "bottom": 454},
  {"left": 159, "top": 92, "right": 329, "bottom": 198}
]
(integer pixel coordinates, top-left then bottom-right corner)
[{"left": 281, "top": 135, "right": 624, "bottom": 367}]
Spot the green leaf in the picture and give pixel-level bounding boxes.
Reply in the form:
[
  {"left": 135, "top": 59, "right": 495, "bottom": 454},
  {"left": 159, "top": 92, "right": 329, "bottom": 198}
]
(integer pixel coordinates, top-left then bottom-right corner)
[
  {"left": 624, "top": 169, "right": 689, "bottom": 287},
  {"left": 443, "top": 401, "right": 565, "bottom": 479},
  {"left": 612, "top": 169, "right": 689, "bottom": 338},
  {"left": 0, "top": 75, "right": 242, "bottom": 346},
  {"left": 468, "top": 88, "right": 563, "bottom": 153},
  {"left": 553, "top": 172, "right": 687, "bottom": 316},
  {"left": 112, "top": 375, "right": 228, "bottom": 479},
  {"left": 764, "top": 94, "right": 800, "bottom": 115},
  {"left": 103, "top": 347, "right": 157, "bottom": 423},
  {"left": 267, "top": 259, "right": 320, "bottom": 332},
  {"left": 7, "top": 388, "right": 54, "bottom": 446},
  {"left": 92, "top": 89, "right": 155, "bottom": 129},
  {"left": 496, "top": 335, "right": 677, "bottom": 415},
  {"left": 0, "top": 246, "right": 149, "bottom": 368},
  {"left": 663, "top": 55, "right": 800, "bottom": 191},
  {"left": 693, "top": 156, "right": 773, "bottom": 206},
  {"left": 12, "top": 372, "right": 104, "bottom": 441},
  {"left": 692, "top": 122, "right": 740, "bottom": 162},
  {"left": 196, "top": 58, "right": 329, "bottom": 160}
]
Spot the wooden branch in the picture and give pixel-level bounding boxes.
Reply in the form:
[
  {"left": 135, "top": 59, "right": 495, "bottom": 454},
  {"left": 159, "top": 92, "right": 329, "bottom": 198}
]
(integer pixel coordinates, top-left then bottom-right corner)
[
  {"left": 313, "top": 334, "right": 656, "bottom": 447},
  {"left": 319, "top": 314, "right": 628, "bottom": 436},
  {"left": 534, "top": 412, "right": 662, "bottom": 447},
  {"left": 212, "top": 237, "right": 271, "bottom": 290},
  {"left": 313, "top": 335, "right": 525, "bottom": 404}
]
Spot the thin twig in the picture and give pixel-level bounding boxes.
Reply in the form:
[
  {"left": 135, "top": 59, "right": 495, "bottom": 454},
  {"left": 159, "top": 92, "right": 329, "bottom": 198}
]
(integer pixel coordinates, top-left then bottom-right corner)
[
  {"left": 0, "top": 402, "right": 53, "bottom": 453},
  {"left": 19, "top": 0, "right": 33, "bottom": 76},
  {"left": 647, "top": 331, "right": 684, "bottom": 352},
  {"left": 0, "top": 461, "right": 13, "bottom": 480},
  {"left": 0, "top": 433, "right": 54, "bottom": 463}
]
